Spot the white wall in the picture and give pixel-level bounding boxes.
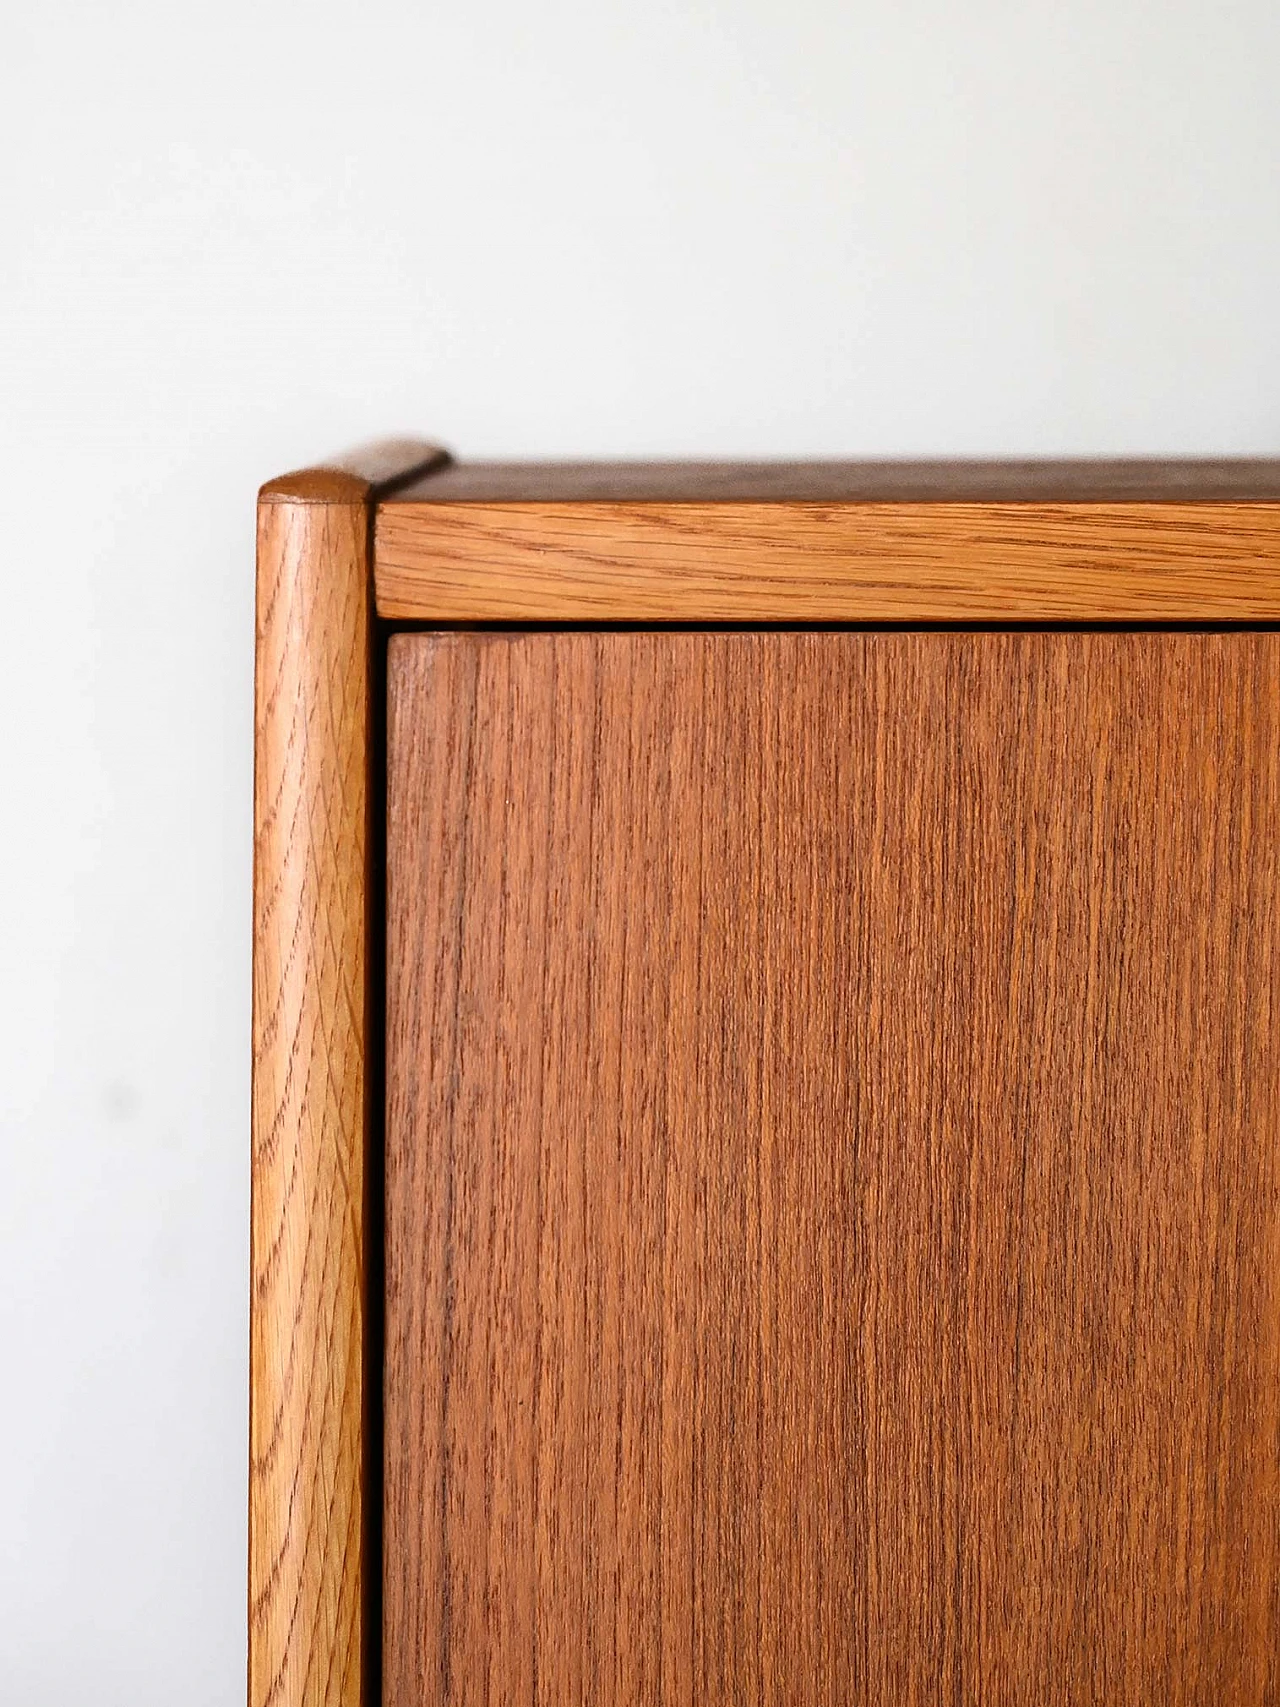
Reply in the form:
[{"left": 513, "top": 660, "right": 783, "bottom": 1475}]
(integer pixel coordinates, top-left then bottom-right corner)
[{"left": 1, "top": 2, "right": 1277, "bottom": 1700}]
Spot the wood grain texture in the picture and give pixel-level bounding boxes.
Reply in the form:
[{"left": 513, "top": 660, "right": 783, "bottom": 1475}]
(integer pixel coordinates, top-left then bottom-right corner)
[
  {"left": 385, "top": 630, "right": 1280, "bottom": 1706},
  {"left": 375, "top": 492, "right": 1280, "bottom": 623},
  {"left": 249, "top": 441, "right": 444, "bottom": 1707}
]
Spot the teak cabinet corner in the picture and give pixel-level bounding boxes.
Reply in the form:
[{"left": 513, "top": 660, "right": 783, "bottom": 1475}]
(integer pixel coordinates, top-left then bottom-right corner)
[{"left": 252, "top": 445, "right": 1280, "bottom": 1707}]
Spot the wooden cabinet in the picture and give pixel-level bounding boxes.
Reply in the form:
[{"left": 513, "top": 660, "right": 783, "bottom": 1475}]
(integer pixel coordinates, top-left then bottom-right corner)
[{"left": 252, "top": 447, "right": 1280, "bottom": 1707}]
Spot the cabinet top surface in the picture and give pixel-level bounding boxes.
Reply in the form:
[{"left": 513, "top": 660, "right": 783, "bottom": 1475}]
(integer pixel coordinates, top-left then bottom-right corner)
[{"left": 389, "top": 458, "right": 1280, "bottom": 505}]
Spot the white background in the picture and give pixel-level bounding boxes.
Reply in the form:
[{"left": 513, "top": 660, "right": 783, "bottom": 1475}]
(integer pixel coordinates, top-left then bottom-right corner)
[{"left": 2, "top": 2, "right": 1279, "bottom": 1700}]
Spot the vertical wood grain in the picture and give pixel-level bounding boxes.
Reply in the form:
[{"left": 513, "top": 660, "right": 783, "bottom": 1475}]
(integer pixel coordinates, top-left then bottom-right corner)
[
  {"left": 249, "top": 445, "right": 444, "bottom": 1707},
  {"left": 385, "top": 630, "right": 1280, "bottom": 1706},
  {"left": 252, "top": 482, "right": 371, "bottom": 1707}
]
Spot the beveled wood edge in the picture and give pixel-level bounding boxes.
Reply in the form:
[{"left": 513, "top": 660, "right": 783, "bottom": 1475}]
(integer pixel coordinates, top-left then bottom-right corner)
[{"left": 250, "top": 440, "right": 450, "bottom": 1707}]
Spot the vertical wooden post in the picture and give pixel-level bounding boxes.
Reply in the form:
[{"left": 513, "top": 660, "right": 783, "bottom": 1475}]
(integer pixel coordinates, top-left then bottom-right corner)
[{"left": 250, "top": 444, "right": 446, "bottom": 1707}]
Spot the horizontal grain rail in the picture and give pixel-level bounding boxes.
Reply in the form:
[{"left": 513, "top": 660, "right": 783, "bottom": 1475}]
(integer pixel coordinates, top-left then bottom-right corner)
[{"left": 374, "top": 497, "right": 1280, "bottom": 623}]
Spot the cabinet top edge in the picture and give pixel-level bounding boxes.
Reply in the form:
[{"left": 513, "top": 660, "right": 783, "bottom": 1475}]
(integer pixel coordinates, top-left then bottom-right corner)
[{"left": 384, "top": 459, "right": 1280, "bottom": 506}]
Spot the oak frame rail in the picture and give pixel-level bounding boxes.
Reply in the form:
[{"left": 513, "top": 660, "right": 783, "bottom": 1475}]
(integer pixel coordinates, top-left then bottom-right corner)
[{"left": 251, "top": 441, "right": 447, "bottom": 1707}]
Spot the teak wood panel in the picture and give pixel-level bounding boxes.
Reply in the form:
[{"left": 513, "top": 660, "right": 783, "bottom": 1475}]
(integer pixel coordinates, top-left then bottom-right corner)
[
  {"left": 385, "top": 630, "right": 1280, "bottom": 1706},
  {"left": 375, "top": 460, "right": 1280, "bottom": 622}
]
